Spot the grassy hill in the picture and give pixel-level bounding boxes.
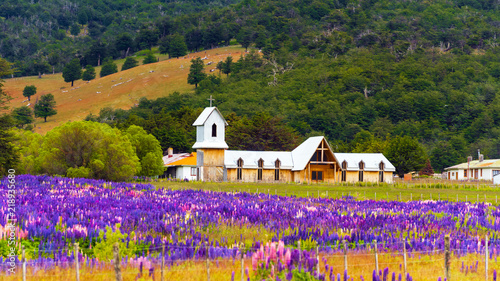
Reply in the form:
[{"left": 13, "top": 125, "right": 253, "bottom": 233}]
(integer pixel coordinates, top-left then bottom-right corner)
[{"left": 4, "top": 46, "right": 245, "bottom": 134}]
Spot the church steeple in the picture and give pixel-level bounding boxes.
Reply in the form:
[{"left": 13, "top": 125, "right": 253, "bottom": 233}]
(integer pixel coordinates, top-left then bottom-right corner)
[
  {"left": 192, "top": 105, "right": 228, "bottom": 182},
  {"left": 192, "top": 107, "right": 228, "bottom": 149}
]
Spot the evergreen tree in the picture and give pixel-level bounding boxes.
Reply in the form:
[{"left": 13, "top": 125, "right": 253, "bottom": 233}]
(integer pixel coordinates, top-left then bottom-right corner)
[
  {"left": 142, "top": 53, "right": 156, "bottom": 65},
  {"left": 236, "top": 27, "right": 253, "bottom": 51},
  {"left": 82, "top": 65, "right": 96, "bottom": 81},
  {"left": 222, "top": 56, "right": 233, "bottom": 76},
  {"left": 100, "top": 58, "right": 118, "bottom": 77},
  {"left": 62, "top": 58, "right": 82, "bottom": 86},
  {"left": 419, "top": 159, "right": 434, "bottom": 176},
  {"left": 121, "top": 57, "right": 138, "bottom": 71},
  {"left": 70, "top": 24, "right": 80, "bottom": 36},
  {"left": 22, "top": 85, "right": 36, "bottom": 101},
  {"left": 187, "top": 57, "right": 206, "bottom": 88},
  {"left": 385, "top": 136, "right": 427, "bottom": 178},
  {"left": 34, "top": 93, "right": 57, "bottom": 122},
  {"left": 47, "top": 52, "right": 60, "bottom": 74},
  {"left": 167, "top": 34, "right": 188, "bottom": 58},
  {"left": 11, "top": 106, "right": 34, "bottom": 128},
  {"left": 33, "top": 59, "right": 50, "bottom": 79}
]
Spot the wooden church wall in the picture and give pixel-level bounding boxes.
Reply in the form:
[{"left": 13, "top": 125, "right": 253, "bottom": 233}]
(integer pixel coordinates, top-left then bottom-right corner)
[{"left": 226, "top": 168, "right": 293, "bottom": 182}]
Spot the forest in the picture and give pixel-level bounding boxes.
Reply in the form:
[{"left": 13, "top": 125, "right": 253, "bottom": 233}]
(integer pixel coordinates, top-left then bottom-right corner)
[{"left": 3, "top": 0, "right": 500, "bottom": 174}]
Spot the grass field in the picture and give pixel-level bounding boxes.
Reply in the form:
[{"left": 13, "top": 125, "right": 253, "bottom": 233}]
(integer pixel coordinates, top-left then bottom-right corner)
[
  {"left": 3, "top": 46, "right": 245, "bottom": 134},
  {"left": 151, "top": 180, "right": 500, "bottom": 205}
]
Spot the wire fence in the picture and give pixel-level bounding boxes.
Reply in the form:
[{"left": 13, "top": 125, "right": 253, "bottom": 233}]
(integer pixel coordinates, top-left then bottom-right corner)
[{"left": 3, "top": 236, "right": 499, "bottom": 281}]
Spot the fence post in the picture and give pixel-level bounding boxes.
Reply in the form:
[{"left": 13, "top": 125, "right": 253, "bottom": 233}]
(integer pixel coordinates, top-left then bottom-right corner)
[
  {"left": 386, "top": 192, "right": 388, "bottom": 201},
  {"left": 307, "top": 191, "right": 309, "bottom": 197},
  {"left": 410, "top": 193, "right": 412, "bottom": 201},
  {"left": 374, "top": 240, "right": 379, "bottom": 273},
  {"left": 477, "top": 194, "right": 479, "bottom": 204},
  {"left": 206, "top": 241, "right": 210, "bottom": 281},
  {"left": 161, "top": 243, "right": 165, "bottom": 281},
  {"left": 421, "top": 193, "right": 423, "bottom": 200},
  {"left": 466, "top": 195, "right": 468, "bottom": 202},
  {"left": 444, "top": 235, "right": 450, "bottom": 281},
  {"left": 485, "top": 234, "right": 489, "bottom": 281},
  {"left": 400, "top": 192, "right": 401, "bottom": 201},
  {"left": 375, "top": 192, "right": 377, "bottom": 200},
  {"left": 241, "top": 244, "right": 244, "bottom": 281},
  {"left": 439, "top": 193, "right": 441, "bottom": 201},
  {"left": 318, "top": 190, "right": 319, "bottom": 198},
  {"left": 343, "top": 240, "right": 348, "bottom": 272},
  {"left": 316, "top": 246, "right": 320, "bottom": 277},
  {"left": 403, "top": 239, "right": 407, "bottom": 278},
  {"left": 74, "top": 242, "right": 80, "bottom": 281},
  {"left": 113, "top": 243, "right": 122, "bottom": 281},
  {"left": 327, "top": 190, "right": 329, "bottom": 198},
  {"left": 22, "top": 245, "right": 26, "bottom": 281},
  {"left": 456, "top": 194, "right": 458, "bottom": 202}
]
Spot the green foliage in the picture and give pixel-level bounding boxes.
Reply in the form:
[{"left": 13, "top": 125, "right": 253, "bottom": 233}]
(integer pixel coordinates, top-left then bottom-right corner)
[
  {"left": 34, "top": 93, "right": 57, "bottom": 122},
  {"left": 187, "top": 57, "right": 206, "bottom": 88},
  {"left": 11, "top": 106, "right": 34, "bottom": 128},
  {"left": 100, "top": 58, "right": 118, "bottom": 77},
  {"left": 10, "top": 128, "right": 43, "bottom": 174},
  {"left": 385, "top": 136, "right": 427, "bottom": 178},
  {"left": 67, "top": 166, "right": 91, "bottom": 178},
  {"left": 70, "top": 24, "right": 80, "bottom": 36},
  {"left": 159, "top": 34, "right": 188, "bottom": 58},
  {"left": 142, "top": 52, "right": 157, "bottom": 65},
  {"left": 38, "top": 121, "right": 140, "bottom": 181},
  {"left": 22, "top": 85, "right": 36, "bottom": 101},
  {"left": 221, "top": 56, "right": 233, "bottom": 76},
  {"left": 93, "top": 224, "right": 137, "bottom": 261},
  {"left": 124, "top": 125, "right": 164, "bottom": 177},
  {"left": 82, "top": 65, "right": 96, "bottom": 81},
  {"left": 62, "top": 58, "right": 82, "bottom": 87},
  {"left": 121, "top": 57, "right": 138, "bottom": 71},
  {"left": 226, "top": 112, "right": 302, "bottom": 151}
]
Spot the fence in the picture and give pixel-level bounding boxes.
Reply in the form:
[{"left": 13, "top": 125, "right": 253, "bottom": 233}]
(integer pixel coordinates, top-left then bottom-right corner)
[{"left": 10, "top": 235, "right": 500, "bottom": 281}]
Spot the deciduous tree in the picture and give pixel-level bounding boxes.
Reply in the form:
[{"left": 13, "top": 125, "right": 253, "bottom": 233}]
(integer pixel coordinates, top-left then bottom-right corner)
[
  {"left": 34, "top": 93, "right": 57, "bottom": 122},
  {"left": 11, "top": 106, "right": 34, "bottom": 128},
  {"left": 121, "top": 57, "right": 138, "bottom": 71},
  {"left": 100, "top": 58, "right": 118, "bottom": 77},
  {"left": 62, "top": 58, "right": 82, "bottom": 86},
  {"left": 23, "top": 85, "right": 36, "bottom": 101},
  {"left": 385, "top": 135, "right": 427, "bottom": 178},
  {"left": 82, "top": 65, "right": 96, "bottom": 81},
  {"left": 187, "top": 57, "right": 206, "bottom": 88}
]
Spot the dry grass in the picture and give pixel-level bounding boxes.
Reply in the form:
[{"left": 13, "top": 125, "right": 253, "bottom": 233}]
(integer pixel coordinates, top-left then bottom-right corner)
[
  {"left": 5, "top": 252, "right": 498, "bottom": 280},
  {"left": 3, "top": 46, "right": 245, "bottom": 134}
]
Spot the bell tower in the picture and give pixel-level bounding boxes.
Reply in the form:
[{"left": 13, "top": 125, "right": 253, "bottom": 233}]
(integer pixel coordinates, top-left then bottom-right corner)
[{"left": 192, "top": 106, "right": 228, "bottom": 181}]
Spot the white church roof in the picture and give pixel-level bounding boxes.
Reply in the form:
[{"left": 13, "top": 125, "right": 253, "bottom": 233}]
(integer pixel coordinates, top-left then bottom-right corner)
[
  {"left": 192, "top": 107, "right": 228, "bottom": 126},
  {"left": 334, "top": 153, "right": 396, "bottom": 172},
  {"left": 291, "top": 136, "right": 336, "bottom": 171},
  {"left": 225, "top": 151, "right": 293, "bottom": 169}
]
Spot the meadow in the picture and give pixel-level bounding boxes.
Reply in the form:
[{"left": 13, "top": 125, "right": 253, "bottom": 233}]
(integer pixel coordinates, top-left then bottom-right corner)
[
  {"left": 3, "top": 46, "right": 244, "bottom": 134},
  {"left": 1, "top": 175, "right": 499, "bottom": 280}
]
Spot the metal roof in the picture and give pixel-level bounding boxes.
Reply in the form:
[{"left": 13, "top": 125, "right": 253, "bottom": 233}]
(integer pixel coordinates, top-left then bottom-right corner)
[
  {"left": 291, "top": 136, "right": 334, "bottom": 171},
  {"left": 445, "top": 159, "right": 500, "bottom": 170},
  {"left": 334, "top": 153, "right": 396, "bottom": 172},
  {"left": 224, "top": 151, "right": 293, "bottom": 169},
  {"left": 192, "top": 107, "right": 228, "bottom": 126}
]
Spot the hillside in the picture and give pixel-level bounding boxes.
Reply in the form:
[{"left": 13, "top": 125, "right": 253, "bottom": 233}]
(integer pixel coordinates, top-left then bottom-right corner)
[{"left": 4, "top": 46, "right": 245, "bottom": 134}]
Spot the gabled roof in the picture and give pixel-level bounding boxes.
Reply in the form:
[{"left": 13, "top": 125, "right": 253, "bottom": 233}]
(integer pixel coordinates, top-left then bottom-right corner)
[
  {"left": 291, "top": 136, "right": 335, "bottom": 171},
  {"left": 192, "top": 107, "right": 228, "bottom": 126},
  {"left": 163, "top": 153, "right": 197, "bottom": 167},
  {"left": 225, "top": 151, "right": 293, "bottom": 169},
  {"left": 445, "top": 159, "right": 500, "bottom": 170},
  {"left": 334, "top": 153, "right": 395, "bottom": 172}
]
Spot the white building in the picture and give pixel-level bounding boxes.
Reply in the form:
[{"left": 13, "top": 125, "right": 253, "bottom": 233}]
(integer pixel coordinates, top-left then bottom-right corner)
[
  {"left": 163, "top": 149, "right": 198, "bottom": 181},
  {"left": 444, "top": 157, "right": 500, "bottom": 181}
]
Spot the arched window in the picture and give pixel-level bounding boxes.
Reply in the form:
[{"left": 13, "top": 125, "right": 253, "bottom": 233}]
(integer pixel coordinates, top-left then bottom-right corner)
[
  {"left": 212, "top": 123, "right": 217, "bottom": 137},
  {"left": 358, "top": 161, "right": 364, "bottom": 182},
  {"left": 341, "top": 161, "right": 347, "bottom": 182},
  {"left": 274, "top": 159, "right": 281, "bottom": 181},
  {"left": 257, "top": 158, "right": 264, "bottom": 181},
  {"left": 379, "top": 162, "right": 384, "bottom": 182},
  {"left": 237, "top": 158, "right": 243, "bottom": 180}
]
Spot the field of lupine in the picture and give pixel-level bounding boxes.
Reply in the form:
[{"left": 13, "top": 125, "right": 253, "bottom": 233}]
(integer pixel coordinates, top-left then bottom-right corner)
[{"left": 1, "top": 175, "right": 500, "bottom": 280}]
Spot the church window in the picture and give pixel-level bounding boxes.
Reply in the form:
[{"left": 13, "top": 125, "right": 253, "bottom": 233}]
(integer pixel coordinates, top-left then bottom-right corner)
[
  {"left": 311, "top": 171, "right": 323, "bottom": 181},
  {"left": 379, "top": 162, "right": 384, "bottom": 183},
  {"left": 191, "top": 167, "right": 197, "bottom": 176},
  {"left": 257, "top": 159, "right": 264, "bottom": 181},
  {"left": 341, "top": 161, "right": 347, "bottom": 182},
  {"left": 237, "top": 158, "right": 243, "bottom": 180},
  {"left": 358, "top": 161, "right": 364, "bottom": 182},
  {"left": 275, "top": 159, "right": 281, "bottom": 181},
  {"left": 212, "top": 123, "right": 217, "bottom": 137}
]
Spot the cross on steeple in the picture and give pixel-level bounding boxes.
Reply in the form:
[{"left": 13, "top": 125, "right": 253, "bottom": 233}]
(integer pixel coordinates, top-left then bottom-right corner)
[{"left": 207, "top": 95, "right": 215, "bottom": 107}]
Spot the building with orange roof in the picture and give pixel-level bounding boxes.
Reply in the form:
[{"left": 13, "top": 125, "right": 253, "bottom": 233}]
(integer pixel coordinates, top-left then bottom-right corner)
[
  {"left": 444, "top": 154, "right": 500, "bottom": 182},
  {"left": 163, "top": 148, "right": 197, "bottom": 180}
]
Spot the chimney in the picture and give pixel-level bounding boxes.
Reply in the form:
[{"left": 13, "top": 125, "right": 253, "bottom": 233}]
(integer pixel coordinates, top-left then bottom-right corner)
[
  {"left": 167, "top": 147, "right": 173, "bottom": 158},
  {"left": 467, "top": 156, "right": 473, "bottom": 163},
  {"left": 479, "top": 154, "right": 484, "bottom": 162}
]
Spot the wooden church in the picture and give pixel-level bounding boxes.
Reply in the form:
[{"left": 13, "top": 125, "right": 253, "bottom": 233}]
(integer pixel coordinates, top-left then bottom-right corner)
[{"left": 192, "top": 107, "right": 395, "bottom": 183}]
